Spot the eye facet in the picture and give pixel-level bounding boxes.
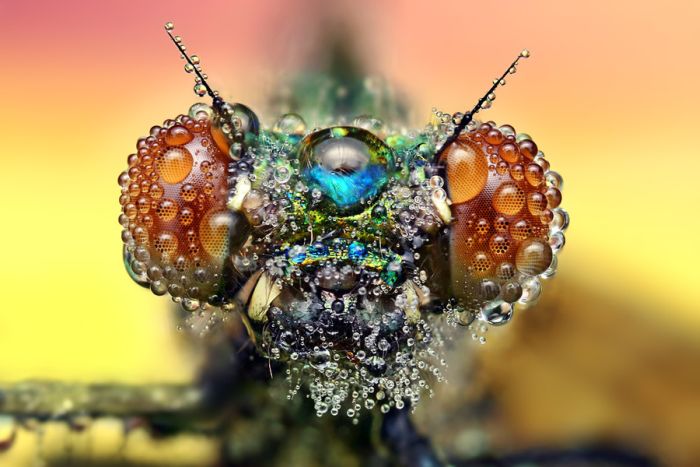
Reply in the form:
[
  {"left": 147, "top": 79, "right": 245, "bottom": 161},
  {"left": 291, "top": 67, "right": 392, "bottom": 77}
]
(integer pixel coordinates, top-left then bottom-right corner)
[{"left": 299, "top": 126, "right": 394, "bottom": 211}]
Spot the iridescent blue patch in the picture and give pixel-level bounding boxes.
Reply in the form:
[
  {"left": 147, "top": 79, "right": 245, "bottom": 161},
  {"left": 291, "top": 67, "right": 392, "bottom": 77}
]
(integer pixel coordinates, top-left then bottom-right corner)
[
  {"left": 305, "top": 165, "right": 387, "bottom": 209},
  {"left": 348, "top": 241, "right": 367, "bottom": 261},
  {"left": 308, "top": 242, "right": 329, "bottom": 258}
]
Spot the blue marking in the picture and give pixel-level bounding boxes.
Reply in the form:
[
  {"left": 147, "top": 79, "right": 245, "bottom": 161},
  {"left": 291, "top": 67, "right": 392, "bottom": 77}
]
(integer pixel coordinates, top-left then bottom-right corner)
[
  {"left": 348, "top": 241, "right": 367, "bottom": 261},
  {"left": 305, "top": 165, "right": 387, "bottom": 208}
]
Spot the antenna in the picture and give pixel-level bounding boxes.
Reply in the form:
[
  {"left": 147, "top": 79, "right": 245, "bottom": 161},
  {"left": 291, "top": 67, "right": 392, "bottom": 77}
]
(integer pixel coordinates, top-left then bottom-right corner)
[
  {"left": 433, "top": 49, "right": 530, "bottom": 162},
  {"left": 163, "top": 22, "right": 223, "bottom": 107}
]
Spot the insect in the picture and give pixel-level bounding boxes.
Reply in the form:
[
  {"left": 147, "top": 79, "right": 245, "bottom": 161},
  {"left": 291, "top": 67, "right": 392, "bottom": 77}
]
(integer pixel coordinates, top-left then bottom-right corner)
[{"left": 118, "top": 23, "right": 568, "bottom": 418}]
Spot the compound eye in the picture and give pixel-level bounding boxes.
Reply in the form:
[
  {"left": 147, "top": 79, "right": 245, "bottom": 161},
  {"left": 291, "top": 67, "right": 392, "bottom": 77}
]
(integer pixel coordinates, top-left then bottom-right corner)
[
  {"left": 119, "top": 109, "right": 253, "bottom": 308},
  {"left": 299, "top": 126, "right": 394, "bottom": 211}
]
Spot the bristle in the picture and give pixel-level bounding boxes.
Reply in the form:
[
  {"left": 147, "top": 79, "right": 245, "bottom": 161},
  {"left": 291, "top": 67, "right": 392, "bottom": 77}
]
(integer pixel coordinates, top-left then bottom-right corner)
[
  {"left": 433, "top": 50, "right": 530, "bottom": 162},
  {"left": 164, "top": 22, "right": 219, "bottom": 101}
]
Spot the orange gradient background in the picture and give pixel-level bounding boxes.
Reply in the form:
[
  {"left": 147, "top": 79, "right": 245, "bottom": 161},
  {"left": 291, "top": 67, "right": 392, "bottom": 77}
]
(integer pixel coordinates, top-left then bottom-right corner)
[{"left": 0, "top": 0, "right": 698, "bottom": 432}]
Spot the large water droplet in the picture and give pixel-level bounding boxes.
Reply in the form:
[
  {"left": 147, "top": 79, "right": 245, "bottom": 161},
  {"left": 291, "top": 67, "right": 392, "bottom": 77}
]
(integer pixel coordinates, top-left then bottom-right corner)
[
  {"left": 155, "top": 147, "right": 193, "bottom": 184},
  {"left": 493, "top": 182, "right": 525, "bottom": 215},
  {"left": 442, "top": 139, "right": 488, "bottom": 203},
  {"left": 515, "top": 238, "right": 553, "bottom": 276},
  {"left": 165, "top": 125, "right": 194, "bottom": 146}
]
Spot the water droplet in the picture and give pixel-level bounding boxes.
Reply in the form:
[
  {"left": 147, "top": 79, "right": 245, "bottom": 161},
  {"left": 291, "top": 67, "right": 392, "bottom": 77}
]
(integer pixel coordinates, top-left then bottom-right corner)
[
  {"left": 273, "top": 166, "right": 291, "bottom": 183},
  {"left": 165, "top": 125, "right": 194, "bottom": 146},
  {"left": 189, "top": 103, "right": 213, "bottom": 120},
  {"left": 545, "top": 170, "right": 564, "bottom": 189},
  {"left": 515, "top": 238, "right": 553, "bottom": 276},
  {"left": 273, "top": 113, "right": 307, "bottom": 136},
  {"left": 352, "top": 115, "right": 386, "bottom": 136},
  {"left": 502, "top": 281, "right": 523, "bottom": 303},
  {"left": 155, "top": 147, "right": 193, "bottom": 184},
  {"left": 200, "top": 209, "right": 250, "bottom": 259},
  {"left": 442, "top": 139, "right": 488, "bottom": 203},
  {"left": 429, "top": 175, "right": 444, "bottom": 188},
  {"left": 544, "top": 186, "right": 562, "bottom": 209},
  {"left": 154, "top": 231, "right": 179, "bottom": 256},
  {"left": 527, "top": 191, "right": 547, "bottom": 216},
  {"left": 180, "top": 183, "right": 197, "bottom": 202},
  {"left": 228, "top": 142, "right": 242, "bottom": 159},
  {"left": 518, "top": 139, "right": 538, "bottom": 160},
  {"left": 156, "top": 198, "right": 178, "bottom": 221},
  {"left": 482, "top": 302, "right": 514, "bottom": 326},
  {"left": 123, "top": 246, "right": 149, "bottom": 287},
  {"left": 493, "top": 182, "right": 525, "bottom": 215},
  {"left": 193, "top": 83, "right": 207, "bottom": 97},
  {"left": 549, "top": 231, "right": 566, "bottom": 252},
  {"left": 519, "top": 277, "right": 542, "bottom": 304},
  {"left": 525, "top": 163, "right": 544, "bottom": 187},
  {"left": 432, "top": 188, "right": 446, "bottom": 202},
  {"left": 182, "top": 298, "right": 200, "bottom": 311},
  {"left": 550, "top": 208, "right": 570, "bottom": 232},
  {"left": 479, "top": 279, "right": 500, "bottom": 301}
]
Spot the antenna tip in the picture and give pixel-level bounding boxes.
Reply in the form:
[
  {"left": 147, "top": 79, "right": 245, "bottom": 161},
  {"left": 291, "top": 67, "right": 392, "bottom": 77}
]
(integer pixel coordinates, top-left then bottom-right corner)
[
  {"left": 520, "top": 49, "right": 530, "bottom": 58},
  {"left": 164, "top": 21, "right": 174, "bottom": 31}
]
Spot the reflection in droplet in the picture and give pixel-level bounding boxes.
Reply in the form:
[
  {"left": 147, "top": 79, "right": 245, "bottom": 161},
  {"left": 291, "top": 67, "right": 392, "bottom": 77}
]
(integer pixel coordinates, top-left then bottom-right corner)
[
  {"left": 165, "top": 125, "right": 194, "bottom": 146},
  {"left": 443, "top": 140, "right": 488, "bottom": 204},
  {"left": 194, "top": 83, "right": 207, "bottom": 97},
  {"left": 551, "top": 208, "right": 570, "bottom": 232},
  {"left": 482, "top": 302, "right": 514, "bottom": 326},
  {"left": 273, "top": 113, "right": 307, "bottom": 136},
  {"left": 199, "top": 209, "right": 250, "bottom": 259},
  {"left": 519, "top": 277, "right": 542, "bottom": 304},
  {"left": 493, "top": 182, "right": 525, "bottom": 215},
  {"left": 515, "top": 238, "right": 553, "bottom": 276},
  {"left": 156, "top": 147, "right": 193, "bottom": 184},
  {"left": 549, "top": 231, "right": 566, "bottom": 252},
  {"left": 154, "top": 231, "right": 179, "bottom": 256}
]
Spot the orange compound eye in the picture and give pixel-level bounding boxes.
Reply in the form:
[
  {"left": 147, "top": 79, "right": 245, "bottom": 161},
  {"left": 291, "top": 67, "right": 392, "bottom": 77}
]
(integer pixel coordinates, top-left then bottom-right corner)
[
  {"left": 440, "top": 122, "right": 567, "bottom": 323},
  {"left": 118, "top": 110, "right": 253, "bottom": 309}
]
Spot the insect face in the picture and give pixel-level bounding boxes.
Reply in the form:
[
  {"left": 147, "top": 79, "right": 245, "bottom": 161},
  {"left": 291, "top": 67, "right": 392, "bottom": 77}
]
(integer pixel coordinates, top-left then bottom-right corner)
[{"left": 118, "top": 23, "right": 568, "bottom": 418}]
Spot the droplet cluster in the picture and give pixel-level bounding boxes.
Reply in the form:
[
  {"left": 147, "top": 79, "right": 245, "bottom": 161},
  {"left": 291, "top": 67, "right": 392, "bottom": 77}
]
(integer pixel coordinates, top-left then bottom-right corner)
[
  {"left": 219, "top": 120, "right": 453, "bottom": 419},
  {"left": 440, "top": 121, "right": 568, "bottom": 326},
  {"left": 118, "top": 105, "right": 253, "bottom": 309}
]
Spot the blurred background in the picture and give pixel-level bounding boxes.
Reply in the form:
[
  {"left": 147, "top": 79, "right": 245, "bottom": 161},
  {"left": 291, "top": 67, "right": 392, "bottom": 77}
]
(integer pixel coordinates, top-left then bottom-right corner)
[{"left": 0, "top": 0, "right": 698, "bottom": 465}]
